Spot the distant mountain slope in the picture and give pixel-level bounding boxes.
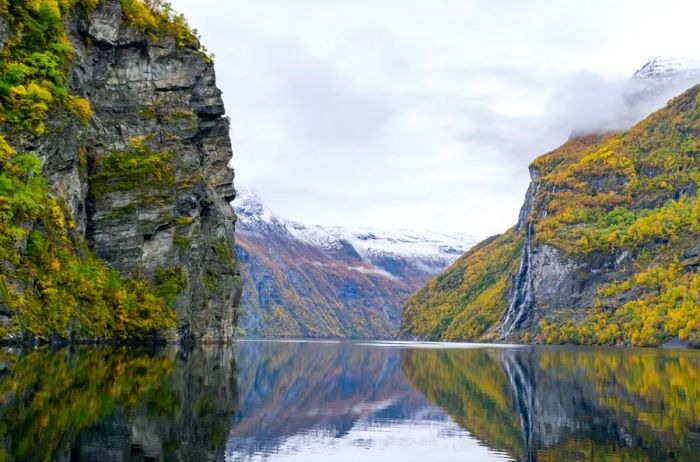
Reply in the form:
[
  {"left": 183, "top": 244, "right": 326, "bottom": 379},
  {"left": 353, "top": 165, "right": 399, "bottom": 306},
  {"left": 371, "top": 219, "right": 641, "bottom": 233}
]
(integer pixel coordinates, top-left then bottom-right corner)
[
  {"left": 624, "top": 56, "right": 700, "bottom": 123},
  {"left": 401, "top": 82, "right": 700, "bottom": 347},
  {"left": 233, "top": 191, "right": 478, "bottom": 338}
]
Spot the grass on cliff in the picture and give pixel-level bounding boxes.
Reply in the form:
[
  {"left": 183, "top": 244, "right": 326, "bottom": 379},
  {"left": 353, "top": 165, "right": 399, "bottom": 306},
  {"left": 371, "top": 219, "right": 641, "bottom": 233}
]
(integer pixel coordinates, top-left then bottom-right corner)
[
  {"left": 0, "top": 0, "right": 205, "bottom": 341},
  {"left": 531, "top": 87, "right": 700, "bottom": 347},
  {"left": 120, "top": 0, "right": 212, "bottom": 59},
  {"left": 403, "top": 86, "right": 700, "bottom": 347},
  {"left": 400, "top": 229, "right": 523, "bottom": 341}
]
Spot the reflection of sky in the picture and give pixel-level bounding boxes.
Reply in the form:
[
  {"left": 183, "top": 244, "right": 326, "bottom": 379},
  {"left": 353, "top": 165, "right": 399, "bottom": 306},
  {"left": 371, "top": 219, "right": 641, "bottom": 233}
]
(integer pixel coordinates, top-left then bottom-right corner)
[
  {"left": 226, "top": 418, "right": 511, "bottom": 462},
  {"left": 225, "top": 340, "right": 514, "bottom": 461}
]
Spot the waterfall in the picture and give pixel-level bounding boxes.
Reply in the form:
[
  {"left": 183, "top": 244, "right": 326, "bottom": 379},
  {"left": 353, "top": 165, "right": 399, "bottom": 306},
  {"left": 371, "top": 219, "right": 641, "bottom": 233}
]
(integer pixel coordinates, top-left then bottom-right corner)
[{"left": 499, "top": 222, "right": 534, "bottom": 338}]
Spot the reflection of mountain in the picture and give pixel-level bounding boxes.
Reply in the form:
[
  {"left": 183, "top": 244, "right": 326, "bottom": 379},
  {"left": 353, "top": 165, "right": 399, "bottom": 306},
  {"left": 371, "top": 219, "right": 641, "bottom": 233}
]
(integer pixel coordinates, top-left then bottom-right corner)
[
  {"left": 0, "top": 347, "right": 238, "bottom": 462},
  {"left": 227, "top": 341, "right": 443, "bottom": 458},
  {"left": 402, "top": 347, "right": 700, "bottom": 462}
]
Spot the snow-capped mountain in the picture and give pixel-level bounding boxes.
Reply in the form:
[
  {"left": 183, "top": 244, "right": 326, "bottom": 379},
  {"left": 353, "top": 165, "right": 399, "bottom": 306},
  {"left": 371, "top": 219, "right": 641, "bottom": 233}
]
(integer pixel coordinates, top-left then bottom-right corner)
[
  {"left": 624, "top": 56, "right": 700, "bottom": 120},
  {"left": 235, "top": 190, "right": 478, "bottom": 277},
  {"left": 232, "top": 190, "right": 479, "bottom": 338},
  {"left": 569, "top": 56, "right": 700, "bottom": 138},
  {"left": 632, "top": 56, "right": 700, "bottom": 82}
]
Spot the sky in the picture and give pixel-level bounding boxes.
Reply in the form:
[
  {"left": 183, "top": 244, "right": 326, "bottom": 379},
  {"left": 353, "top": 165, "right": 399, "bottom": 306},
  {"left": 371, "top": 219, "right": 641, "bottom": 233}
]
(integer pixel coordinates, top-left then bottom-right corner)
[{"left": 169, "top": 0, "right": 700, "bottom": 237}]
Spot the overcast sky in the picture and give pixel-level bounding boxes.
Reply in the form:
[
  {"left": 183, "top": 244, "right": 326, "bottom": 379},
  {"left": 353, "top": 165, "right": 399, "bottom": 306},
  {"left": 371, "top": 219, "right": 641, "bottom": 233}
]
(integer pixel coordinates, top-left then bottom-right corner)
[{"left": 170, "top": 0, "right": 700, "bottom": 237}]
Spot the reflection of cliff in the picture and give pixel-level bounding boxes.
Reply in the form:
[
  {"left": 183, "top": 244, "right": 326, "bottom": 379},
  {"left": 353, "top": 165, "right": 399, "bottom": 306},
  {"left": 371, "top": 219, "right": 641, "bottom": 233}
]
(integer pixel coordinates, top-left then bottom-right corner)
[
  {"left": 401, "top": 348, "right": 527, "bottom": 460},
  {"left": 229, "top": 341, "right": 432, "bottom": 457},
  {"left": 0, "top": 347, "right": 238, "bottom": 462},
  {"left": 402, "top": 347, "right": 700, "bottom": 462}
]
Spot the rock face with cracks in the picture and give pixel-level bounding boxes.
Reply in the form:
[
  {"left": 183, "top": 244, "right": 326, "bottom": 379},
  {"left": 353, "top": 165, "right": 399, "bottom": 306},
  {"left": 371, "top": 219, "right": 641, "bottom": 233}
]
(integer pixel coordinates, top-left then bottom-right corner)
[
  {"left": 2, "top": 1, "right": 241, "bottom": 343},
  {"left": 401, "top": 86, "right": 700, "bottom": 347}
]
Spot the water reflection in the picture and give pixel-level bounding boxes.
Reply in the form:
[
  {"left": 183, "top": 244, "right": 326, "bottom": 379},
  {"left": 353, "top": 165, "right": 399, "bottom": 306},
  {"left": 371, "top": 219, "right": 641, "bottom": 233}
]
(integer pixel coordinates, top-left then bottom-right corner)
[
  {"left": 401, "top": 346, "right": 700, "bottom": 461},
  {"left": 0, "top": 346, "right": 237, "bottom": 461},
  {"left": 0, "top": 342, "right": 699, "bottom": 461},
  {"left": 228, "top": 340, "right": 496, "bottom": 461}
]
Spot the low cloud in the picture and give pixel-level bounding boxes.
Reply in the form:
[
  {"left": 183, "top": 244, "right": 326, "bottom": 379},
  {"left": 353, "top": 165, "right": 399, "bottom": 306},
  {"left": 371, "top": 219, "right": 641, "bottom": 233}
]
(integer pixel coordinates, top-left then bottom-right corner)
[{"left": 171, "top": 0, "right": 700, "bottom": 237}]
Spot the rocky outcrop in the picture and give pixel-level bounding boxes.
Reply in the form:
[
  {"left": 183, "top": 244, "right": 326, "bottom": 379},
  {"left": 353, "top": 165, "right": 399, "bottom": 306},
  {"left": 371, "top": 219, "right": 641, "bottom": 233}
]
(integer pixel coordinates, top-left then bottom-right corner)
[
  {"left": 15, "top": 1, "right": 241, "bottom": 342},
  {"left": 402, "top": 86, "right": 700, "bottom": 345}
]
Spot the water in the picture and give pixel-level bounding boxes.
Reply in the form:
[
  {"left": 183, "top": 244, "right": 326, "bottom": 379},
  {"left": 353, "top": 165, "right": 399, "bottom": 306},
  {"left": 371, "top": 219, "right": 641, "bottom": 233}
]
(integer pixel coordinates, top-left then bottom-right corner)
[{"left": 1, "top": 341, "right": 699, "bottom": 461}]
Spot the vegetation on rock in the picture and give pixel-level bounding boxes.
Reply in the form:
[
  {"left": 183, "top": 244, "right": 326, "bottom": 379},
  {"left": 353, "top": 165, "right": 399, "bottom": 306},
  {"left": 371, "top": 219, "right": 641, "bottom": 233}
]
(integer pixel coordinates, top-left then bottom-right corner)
[
  {"left": 120, "top": 0, "right": 211, "bottom": 58},
  {"left": 0, "top": 0, "right": 211, "bottom": 342},
  {"left": 400, "top": 230, "right": 523, "bottom": 341},
  {"left": 402, "top": 85, "right": 700, "bottom": 347}
]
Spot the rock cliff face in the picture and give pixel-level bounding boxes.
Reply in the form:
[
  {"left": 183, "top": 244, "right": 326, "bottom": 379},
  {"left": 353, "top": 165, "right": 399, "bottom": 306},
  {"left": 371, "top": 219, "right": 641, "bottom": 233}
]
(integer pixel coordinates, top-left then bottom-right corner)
[
  {"left": 80, "top": 2, "right": 241, "bottom": 342},
  {"left": 401, "top": 85, "right": 700, "bottom": 346},
  {"left": 0, "top": 1, "right": 240, "bottom": 343}
]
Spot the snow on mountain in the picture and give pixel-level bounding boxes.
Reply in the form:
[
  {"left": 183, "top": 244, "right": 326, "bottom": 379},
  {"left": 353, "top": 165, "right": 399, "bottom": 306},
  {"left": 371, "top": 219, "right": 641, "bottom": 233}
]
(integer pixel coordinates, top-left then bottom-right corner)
[
  {"left": 623, "top": 56, "right": 700, "bottom": 122},
  {"left": 232, "top": 190, "right": 481, "bottom": 338},
  {"left": 233, "top": 189, "right": 479, "bottom": 272},
  {"left": 632, "top": 56, "right": 700, "bottom": 81}
]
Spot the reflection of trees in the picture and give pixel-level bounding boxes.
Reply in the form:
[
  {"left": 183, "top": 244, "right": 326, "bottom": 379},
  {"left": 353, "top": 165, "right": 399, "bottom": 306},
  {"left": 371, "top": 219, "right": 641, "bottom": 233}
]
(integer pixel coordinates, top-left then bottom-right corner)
[
  {"left": 401, "top": 349, "right": 527, "bottom": 461},
  {"left": 0, "top": 346, "right": 238, "bottom": 462},
  {"left": 401, "top": 347, "right": 700, "bottom": 462}
]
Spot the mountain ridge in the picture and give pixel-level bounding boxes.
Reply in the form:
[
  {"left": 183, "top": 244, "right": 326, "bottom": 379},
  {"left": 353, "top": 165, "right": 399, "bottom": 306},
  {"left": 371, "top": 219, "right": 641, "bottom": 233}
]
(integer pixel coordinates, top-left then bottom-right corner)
[
  {"left": 234, "top": 190, "right": 479, "bottom": 338},
  {"left": 401, "top": 82, "right": 700, "bottom": 347}
]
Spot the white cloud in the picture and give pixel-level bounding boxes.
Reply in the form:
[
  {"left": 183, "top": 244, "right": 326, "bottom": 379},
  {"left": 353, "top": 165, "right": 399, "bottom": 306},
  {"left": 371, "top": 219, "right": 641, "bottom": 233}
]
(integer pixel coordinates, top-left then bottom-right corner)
[{"left": 170, "top": 0, "right": 700, "bottom": 236}]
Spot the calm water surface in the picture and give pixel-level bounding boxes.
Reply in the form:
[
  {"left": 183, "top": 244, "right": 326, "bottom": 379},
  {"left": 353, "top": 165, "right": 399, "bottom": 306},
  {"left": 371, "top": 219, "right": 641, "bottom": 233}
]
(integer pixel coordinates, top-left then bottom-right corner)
[{"left": 1, "top": 340, "right": 699, "bottom": 461}]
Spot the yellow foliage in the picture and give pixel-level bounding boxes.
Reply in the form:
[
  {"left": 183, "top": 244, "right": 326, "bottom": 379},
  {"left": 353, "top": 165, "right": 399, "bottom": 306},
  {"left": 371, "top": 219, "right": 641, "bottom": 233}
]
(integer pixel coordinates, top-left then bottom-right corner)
[{"left": 66, "top": 95, "right": 93, "bottom": 124}]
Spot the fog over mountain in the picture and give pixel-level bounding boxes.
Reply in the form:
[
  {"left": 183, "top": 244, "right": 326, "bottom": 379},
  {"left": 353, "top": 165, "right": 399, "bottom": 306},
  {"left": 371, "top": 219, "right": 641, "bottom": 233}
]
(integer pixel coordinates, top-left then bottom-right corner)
[{"left": 170, "top": 0, "right": 700, "bottom": 236}]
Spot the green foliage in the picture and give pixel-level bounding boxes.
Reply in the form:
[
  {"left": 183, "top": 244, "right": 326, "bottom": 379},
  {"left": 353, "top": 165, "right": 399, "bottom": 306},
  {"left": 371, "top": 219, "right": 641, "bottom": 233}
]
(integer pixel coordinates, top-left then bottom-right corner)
[
  {"left": 213, "top": 239, "right": 234, "bottom": 265},
  {"left": 173, "top": 233, "right": 191, "bottom": 248},
  {"left": 400, "top": 229, "right": 523, "bottom": 341},
  {"left": 0, "top": 137, "right": 178, "bottom": 340},
  {"left": 155, "top": 267, "right": 185, "bottom": 304},
  {"left": 0, "top": 2, "right": 177, "bottom": 341},
  {"left": 531, "top": 88, "right": 700, "bottom": 255},
  {"left": 403, "top": 85, "right": 700, "bottom": 346},
  {"left": 89, "top": 136, "right": 174, "bottom": 196},
  {"left": 540, "top": 261, "right": 700, "bottom": 347},
  {"left": 120, "top": 0, "right": 212, "bottom": 59},
  {"left": 529, "top": 86, "right": 700, "bottom": 346},
  {"left": 176, "top": 216, "right": 193, "bottom": 226},
  {"left": 0, "top": 0, "right": 93, "bottom": 134}
]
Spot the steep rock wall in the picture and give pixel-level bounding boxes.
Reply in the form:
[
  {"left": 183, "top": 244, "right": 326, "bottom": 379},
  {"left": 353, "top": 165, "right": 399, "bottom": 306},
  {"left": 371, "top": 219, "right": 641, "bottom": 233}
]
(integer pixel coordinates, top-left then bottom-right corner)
[
  {"left": 5, "top": 1, "right": 240, "bottom": 343},
  {"left": 402, "top": 88, "right": 700, "bottom": 346}
]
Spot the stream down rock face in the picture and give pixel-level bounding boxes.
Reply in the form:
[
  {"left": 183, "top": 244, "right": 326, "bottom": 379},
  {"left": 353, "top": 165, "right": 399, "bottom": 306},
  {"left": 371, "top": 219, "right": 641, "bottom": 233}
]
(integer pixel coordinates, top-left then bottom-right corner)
[
  {"left": 401, "top": 87, "right": 700, "bottom": 346},
  {"left": 22, "top": 1, "right": 241, "bottom": 342}
]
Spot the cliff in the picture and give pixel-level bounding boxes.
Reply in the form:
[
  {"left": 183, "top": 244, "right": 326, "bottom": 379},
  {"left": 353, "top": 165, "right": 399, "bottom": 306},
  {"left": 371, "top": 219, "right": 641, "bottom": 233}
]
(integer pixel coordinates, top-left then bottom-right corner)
[
  {"left": 401, "top": 85, "right": 700, "bottom": 347},
  {"left": 0, "top": 1, "right": 240, "bottom": 343}
]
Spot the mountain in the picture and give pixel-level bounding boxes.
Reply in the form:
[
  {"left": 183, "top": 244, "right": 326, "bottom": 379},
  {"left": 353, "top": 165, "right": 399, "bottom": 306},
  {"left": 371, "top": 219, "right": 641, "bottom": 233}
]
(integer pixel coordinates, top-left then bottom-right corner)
[
  {"left": 233, "top": 191, "right": 478, "bottom": 338},
  {"left": 0, "top": 1, "right": 240, "bottom": 343},
  {"left": 624, "top": 56, "right": 700, "bottom": 122},
  {"left": 400, "top": 83, "right": 700, "bottom": 347}
]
